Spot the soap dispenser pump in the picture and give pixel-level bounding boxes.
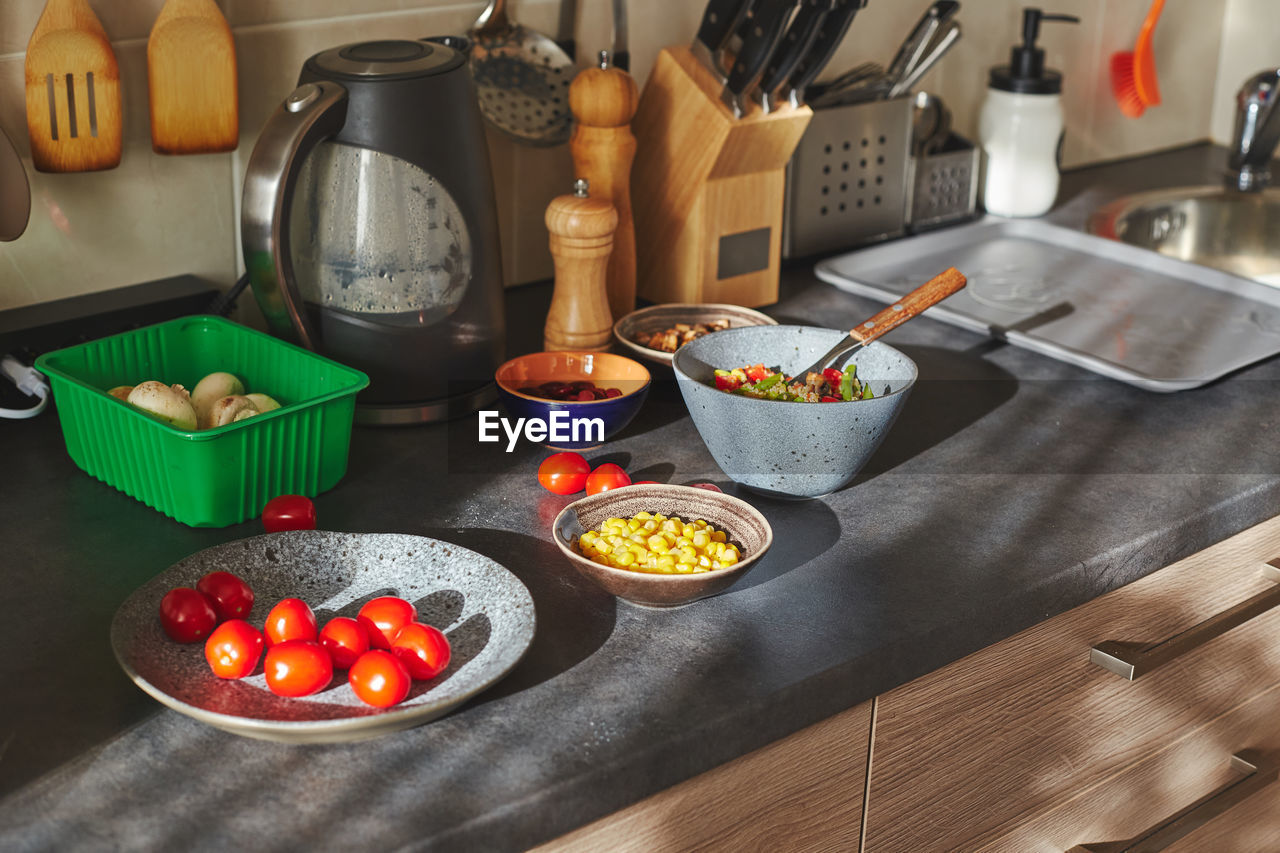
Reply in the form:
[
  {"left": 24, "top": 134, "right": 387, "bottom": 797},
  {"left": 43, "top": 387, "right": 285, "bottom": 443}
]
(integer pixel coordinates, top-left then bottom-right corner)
[{"left": 979, "top": 7, "right": 1080, "bottom": 217}]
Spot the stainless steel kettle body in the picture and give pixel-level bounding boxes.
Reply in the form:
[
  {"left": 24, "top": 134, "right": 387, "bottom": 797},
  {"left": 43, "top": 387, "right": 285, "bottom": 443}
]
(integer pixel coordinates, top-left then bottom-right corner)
[{"left": 241, "top": 38, "right": 506, "bottom": 424}]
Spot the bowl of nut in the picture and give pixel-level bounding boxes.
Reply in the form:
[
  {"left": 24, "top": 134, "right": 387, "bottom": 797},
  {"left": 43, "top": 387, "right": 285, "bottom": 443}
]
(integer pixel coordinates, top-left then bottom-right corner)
[
  {"left": 613, "top": 303, "right": 777, "bottom": 367},
  {"left": 552, "top": 484, "right": 773, "bottom": 608}
]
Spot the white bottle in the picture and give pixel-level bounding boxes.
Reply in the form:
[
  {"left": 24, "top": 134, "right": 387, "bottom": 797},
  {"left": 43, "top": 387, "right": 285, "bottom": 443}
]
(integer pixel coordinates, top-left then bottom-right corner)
[{"left": 978, "top": 8, "right": 1078, "bottom": 218}]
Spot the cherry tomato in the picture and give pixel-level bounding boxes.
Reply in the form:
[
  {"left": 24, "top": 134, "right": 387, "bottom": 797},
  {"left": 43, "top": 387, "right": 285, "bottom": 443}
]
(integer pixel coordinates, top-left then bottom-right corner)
[
  {"left": 632, "top": 480, "right": 660, "bottom": 485},
  {"left": 585, "top": 463, "right": 632, "bottom": 495},
  {"left": 688, "top": 482, "right": 723, "bottom": 493},
  {"left": 159, "top": 587, "right": 218, "bottom": 643},
  {"left": 319, "top": 616, "right": 370, "bottom": 669},
  {"left": 204, "top": 619, "right": 265, "bottom": 679},
  {"left": 195, "top": 570, "right": 254, "bottom": 621},
  {"left": 537, "top": 452, "right": 592, "bottom": 495},
  {"left": 391, "top": 622, "right": 452, "bottom": 680},
  {"left": 349, "top": 650, "right": 411, "bottom": 708},
  {"left": 358, "top": 596, "right": 418, "bottom": 650},
  {"left": 264, "top": 597, "right": 318, "bottom": 646},
  {"left": 264, "top": 640, "right": 333, "bottom": 697},
  {"left": 262, "top": 494, "right": 316, "bottom": 533}
]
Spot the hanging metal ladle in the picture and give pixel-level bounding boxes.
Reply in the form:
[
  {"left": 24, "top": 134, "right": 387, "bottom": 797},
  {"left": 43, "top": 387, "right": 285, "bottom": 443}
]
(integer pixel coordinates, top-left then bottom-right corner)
[{"left": 0, "top": 122, "right": 31, "bottom": 241}]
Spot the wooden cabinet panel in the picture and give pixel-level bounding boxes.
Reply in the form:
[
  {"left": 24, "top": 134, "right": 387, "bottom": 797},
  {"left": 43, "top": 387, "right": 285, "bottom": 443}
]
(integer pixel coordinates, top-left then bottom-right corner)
[
  {"left": 534, "top": 700, "right": 872, "bottom": 853},
  {"left": 863, "top": 515, "right": 1280, "bottom": 853},
  {"left": 979, "top": 683, "right": 1280, "bottom": 851}
]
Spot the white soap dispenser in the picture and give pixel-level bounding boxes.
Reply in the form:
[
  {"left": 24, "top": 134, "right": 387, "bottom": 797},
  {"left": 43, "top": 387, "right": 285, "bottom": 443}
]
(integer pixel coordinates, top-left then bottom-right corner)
[{"left": 979, "top": 8, "right": 1079, "bottom": 218}]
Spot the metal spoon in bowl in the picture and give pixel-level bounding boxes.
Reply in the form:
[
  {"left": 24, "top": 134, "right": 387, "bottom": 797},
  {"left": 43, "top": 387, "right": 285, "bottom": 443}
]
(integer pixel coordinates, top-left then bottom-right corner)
[{"left": 796, "top": 266, "right": 967, "bottom": 378}]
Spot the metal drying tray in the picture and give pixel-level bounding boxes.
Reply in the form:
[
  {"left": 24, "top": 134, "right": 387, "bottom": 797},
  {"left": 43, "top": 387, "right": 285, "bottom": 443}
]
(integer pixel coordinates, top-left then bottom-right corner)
[{"left": 814, "top": 217, "right": 1280, "bottom": 392}]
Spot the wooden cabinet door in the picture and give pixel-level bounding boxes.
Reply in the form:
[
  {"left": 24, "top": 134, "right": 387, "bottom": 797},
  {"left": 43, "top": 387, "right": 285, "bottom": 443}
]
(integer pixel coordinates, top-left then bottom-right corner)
[
  {"left": 534, "top": 700, "right": 872, "bottom": 852},
  {"left": 980, "top": 683, "right": 1280, "bottom": 851},
  {"left": 863, "top": 516, "right": 1280, "bottom": 853}
]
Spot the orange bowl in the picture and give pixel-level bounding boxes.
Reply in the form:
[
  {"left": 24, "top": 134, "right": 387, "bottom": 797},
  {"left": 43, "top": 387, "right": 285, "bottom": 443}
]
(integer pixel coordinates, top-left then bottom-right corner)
[{"left": 494, "top": 351, "right": 651, "bottom": 450}]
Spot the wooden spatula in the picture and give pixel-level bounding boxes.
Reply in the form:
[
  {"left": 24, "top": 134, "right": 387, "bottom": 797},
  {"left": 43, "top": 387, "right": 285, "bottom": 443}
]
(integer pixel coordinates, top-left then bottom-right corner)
[
  {"left": 24, "top": 0, "right": 122, "bottom": 172},
  {"left": 147, "top": 0, "right": 238, "bottom": 155}
]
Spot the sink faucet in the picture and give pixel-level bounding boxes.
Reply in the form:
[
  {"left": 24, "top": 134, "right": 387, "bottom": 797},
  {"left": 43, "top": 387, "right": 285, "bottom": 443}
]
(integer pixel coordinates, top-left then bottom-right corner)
[{"left": 1227, "top": 68, "right": 1280, "bottom": 192}]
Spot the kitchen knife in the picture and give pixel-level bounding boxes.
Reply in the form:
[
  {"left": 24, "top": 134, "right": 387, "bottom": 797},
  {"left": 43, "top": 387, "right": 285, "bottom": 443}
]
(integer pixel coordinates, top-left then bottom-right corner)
[
  {"left": 691, "top": 0, "right": 753, "bottom": 81},
  {"left": 721, "top": 0, "right": 801, "bottom": 117},
  {"left": 782, "top": 0, "right": 867, "bottom": 107},
  {"left": 611, "top": 0, "right": 630, "bottom": 71},
  {"left": 754, "top": 0, "right": 835, "bottom": 112}
]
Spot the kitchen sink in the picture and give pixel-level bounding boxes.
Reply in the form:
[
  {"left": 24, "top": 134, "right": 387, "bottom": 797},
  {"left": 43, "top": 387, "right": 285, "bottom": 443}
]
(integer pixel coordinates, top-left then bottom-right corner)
[{"left": 1087, "top": 186, "right": 1280, "bottom": 287}]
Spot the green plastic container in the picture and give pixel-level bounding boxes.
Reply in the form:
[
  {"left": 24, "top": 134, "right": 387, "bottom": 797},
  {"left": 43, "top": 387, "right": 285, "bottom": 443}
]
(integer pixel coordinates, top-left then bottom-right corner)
[{"left": 35, "top": 315, "right": 369, "bottom": 527}]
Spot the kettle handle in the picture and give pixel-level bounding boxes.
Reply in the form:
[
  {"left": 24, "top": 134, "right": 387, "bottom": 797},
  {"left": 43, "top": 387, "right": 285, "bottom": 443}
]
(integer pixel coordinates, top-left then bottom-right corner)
[{"left": 240, "top": 81, "right": 349, "bottom": 350}]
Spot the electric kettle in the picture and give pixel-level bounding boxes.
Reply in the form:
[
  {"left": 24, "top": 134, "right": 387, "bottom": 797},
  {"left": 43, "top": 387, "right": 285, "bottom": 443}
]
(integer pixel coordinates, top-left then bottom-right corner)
[{"left": 242, "top": 37, "right": 505, "bottom": 424}]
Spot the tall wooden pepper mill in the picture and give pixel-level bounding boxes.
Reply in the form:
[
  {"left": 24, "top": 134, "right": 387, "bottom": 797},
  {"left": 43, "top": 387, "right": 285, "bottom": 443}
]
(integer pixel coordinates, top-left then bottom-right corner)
[
  {"left": 569, "top": 50, "right": 638, "bottom": 322},
  {"left": 544, "top": 179, "right": 619, "bottom": 352}
]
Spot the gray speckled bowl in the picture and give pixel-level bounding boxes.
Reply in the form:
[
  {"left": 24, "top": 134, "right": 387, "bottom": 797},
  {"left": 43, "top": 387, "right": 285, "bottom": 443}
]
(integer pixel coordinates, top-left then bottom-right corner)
[
  {"left": 553, "top": 484, "right": 773, "bottom": 608},
  {"left": 110, "top": 531, "right": 535, "bottom": 743},
  {"left": 672, "top": 325, "right": 917, "bottom": 499}
]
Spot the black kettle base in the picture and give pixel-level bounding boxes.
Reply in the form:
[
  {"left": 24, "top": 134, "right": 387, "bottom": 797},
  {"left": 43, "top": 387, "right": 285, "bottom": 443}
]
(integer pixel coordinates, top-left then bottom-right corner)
[{"left": 354, "top": 382, "right": 497, "bottom": 426}]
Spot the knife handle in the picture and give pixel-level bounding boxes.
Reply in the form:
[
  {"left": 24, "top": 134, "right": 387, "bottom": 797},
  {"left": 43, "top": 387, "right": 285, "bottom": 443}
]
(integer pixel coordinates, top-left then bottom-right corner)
[
  {"left": 694, "top": 0, "right": 753, "bottom": 56},
  {"left": 849, "top": 267, "right": 967, "bottom": 343},
  {"left": 725, "top": 0, "right": 798, "bottom": 101},
  {"left": 756, "top": 0, "right": 833, "bottom": 106},
  {"left": 784, "top": 0, "right": 865, "bottom": 104}
]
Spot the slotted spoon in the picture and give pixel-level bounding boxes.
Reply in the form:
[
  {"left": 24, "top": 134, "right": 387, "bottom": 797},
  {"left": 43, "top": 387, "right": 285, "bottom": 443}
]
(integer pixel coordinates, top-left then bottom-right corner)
[
  {"left": 796, "top": 266, "right": 967, "bottom": 377},
  {"left": 468, "top": 0, "right": 575, "bottom": 146}
]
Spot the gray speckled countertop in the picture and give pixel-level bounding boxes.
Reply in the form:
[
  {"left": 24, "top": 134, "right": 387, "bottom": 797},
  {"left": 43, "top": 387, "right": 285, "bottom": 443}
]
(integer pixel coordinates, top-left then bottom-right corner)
[{"left": 3, "top": 144, "right": 1280, "bottom": 852}]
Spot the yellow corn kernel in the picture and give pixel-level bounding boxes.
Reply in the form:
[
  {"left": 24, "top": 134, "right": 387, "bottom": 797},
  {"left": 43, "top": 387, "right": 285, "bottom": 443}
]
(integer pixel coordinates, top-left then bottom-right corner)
[
  {"left": 720, "top": 550, "right": 738, "bottom": 565},
  {"left": 711, "top": 529, "right": 727, "bottom": 543},
  {"left": 629, "top": 532, "right": 647, "bottom": 544},
  {"left": 591, "top": 554, "right": 610, "bottom": 565},
  {"left": 640, "top": 519, "right": 656, "bottom": 533},
  {"left": 645, "top": 534, "right": 668, "bottom": 553},
  {"left": 633, "top": 511, "right": 652, "bottom": 520},
  {"left": 674, "top": 561, "right": 694, "bottom": 574},
  {"left": 678, "top": 545, "right": 697, "bottom": 560},
  {"left": 692, "top": 530, "right": 710, "bottom": 549},
  {"left": 616, "top": 551, "right": 636, "bottom": 567},
  {"left": 662, "top": 532, "right": 677, "bottom": 547},
  {"left": 657, "top": 554, "right": 676, "bottom": 568},
  {"left": 697, "top": 554, "right": 712, "bottom": 568},
  {"left": 692, "top": 519, "right": 708, "bottom": 529}
]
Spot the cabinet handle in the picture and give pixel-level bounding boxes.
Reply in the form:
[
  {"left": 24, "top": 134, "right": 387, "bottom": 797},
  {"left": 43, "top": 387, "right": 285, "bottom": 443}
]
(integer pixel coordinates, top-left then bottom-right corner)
[
  {"left": 1090, "top": 560, "right": 1280, "bottom": 680},
  {"left": 1066, "top": 750, "right": 1276, "bottom": 853}
]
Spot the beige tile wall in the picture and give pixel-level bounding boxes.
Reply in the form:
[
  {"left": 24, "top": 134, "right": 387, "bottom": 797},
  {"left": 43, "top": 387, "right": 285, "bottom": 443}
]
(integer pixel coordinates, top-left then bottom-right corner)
[{"left": 0, "top": 0, "right": 1249, "bottom": 315}]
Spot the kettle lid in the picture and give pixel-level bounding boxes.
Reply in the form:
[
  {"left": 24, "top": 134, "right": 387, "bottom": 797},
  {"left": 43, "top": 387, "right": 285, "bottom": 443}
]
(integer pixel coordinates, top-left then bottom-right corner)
[{"left": 308, "top": 39, "right": 465, "bottom": 81}]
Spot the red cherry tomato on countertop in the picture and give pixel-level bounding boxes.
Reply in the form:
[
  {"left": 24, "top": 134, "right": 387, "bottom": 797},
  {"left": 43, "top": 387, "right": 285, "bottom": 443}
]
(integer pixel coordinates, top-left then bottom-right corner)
[
  {"left": 159, "top": 587, "right": 218, "bottom": 643},
  {"left": 358, "top": 596, "right": 418, "bottom": 650},
  {"left": 262, "top": 494, "right": 316, "bottom": 533},
  {"left": 204, "top": 619, "right": 265, "bottom": 679},
  {"left": 585, "top": 463, "right": 632, "bottom": 495},
  {"left": 349, "top": 650, "right": 411, "bottom": 708},
  {"left": 537, "top": 452, "right": 591, "bottom": 495},
  {"left": 264, "top": 640, "right": 333, "bottom": 697},
  {"left": 391, "top": 622, "right": 452, "bottom": 680},
  {"left": 196, "top": 570, "right": 254, "bottom": 621},
  {"left": 264, "top": 597, "right": 318, "bottom": 646}
]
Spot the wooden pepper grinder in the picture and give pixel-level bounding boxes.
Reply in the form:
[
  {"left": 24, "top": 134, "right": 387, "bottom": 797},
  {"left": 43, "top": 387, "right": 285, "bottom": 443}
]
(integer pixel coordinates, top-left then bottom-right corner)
[
  {"left": 544, "top": 179, "right": 619, "bottom": 352},
  {"left": 569, "top": 51, "right": 638, "bottom": 322}
]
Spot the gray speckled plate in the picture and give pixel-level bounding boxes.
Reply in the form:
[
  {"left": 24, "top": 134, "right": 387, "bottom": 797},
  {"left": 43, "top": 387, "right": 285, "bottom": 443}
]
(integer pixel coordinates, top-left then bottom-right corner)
[{"left": 110, "top": 531, "right": 535, "bottom": 743}]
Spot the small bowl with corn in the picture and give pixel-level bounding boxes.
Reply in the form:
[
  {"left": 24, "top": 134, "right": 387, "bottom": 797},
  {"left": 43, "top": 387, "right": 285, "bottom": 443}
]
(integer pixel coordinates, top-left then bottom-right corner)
[{"left": 552, "top": 484, "right": 773, "bottom": 608}]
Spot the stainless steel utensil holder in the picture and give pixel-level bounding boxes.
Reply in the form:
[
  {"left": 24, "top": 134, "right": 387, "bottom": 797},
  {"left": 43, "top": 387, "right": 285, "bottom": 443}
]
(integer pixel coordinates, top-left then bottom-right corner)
[
  {"left": 907, "top": 134, "right": 979, "bottom": 231},
  {"left": 782, "top": 96, "right": 912, "bottom": 259}
]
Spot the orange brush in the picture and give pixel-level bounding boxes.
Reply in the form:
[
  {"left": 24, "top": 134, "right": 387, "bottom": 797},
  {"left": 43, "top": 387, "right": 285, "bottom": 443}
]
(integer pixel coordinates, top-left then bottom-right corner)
[{"left": 1110, "top": 0, "right": 1165, "bottom": 118}]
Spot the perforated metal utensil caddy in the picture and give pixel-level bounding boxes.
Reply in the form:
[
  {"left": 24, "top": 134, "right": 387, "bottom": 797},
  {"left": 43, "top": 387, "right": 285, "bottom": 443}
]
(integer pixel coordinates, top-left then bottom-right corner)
[{"left": 783, "top": 96, "right": 912, "bottom": 258}]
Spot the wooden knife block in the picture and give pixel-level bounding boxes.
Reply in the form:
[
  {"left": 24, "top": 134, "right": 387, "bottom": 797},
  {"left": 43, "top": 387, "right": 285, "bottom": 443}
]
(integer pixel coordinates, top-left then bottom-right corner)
[{"left": 632, "top": 45, "right": 811, "bottom": 307}]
